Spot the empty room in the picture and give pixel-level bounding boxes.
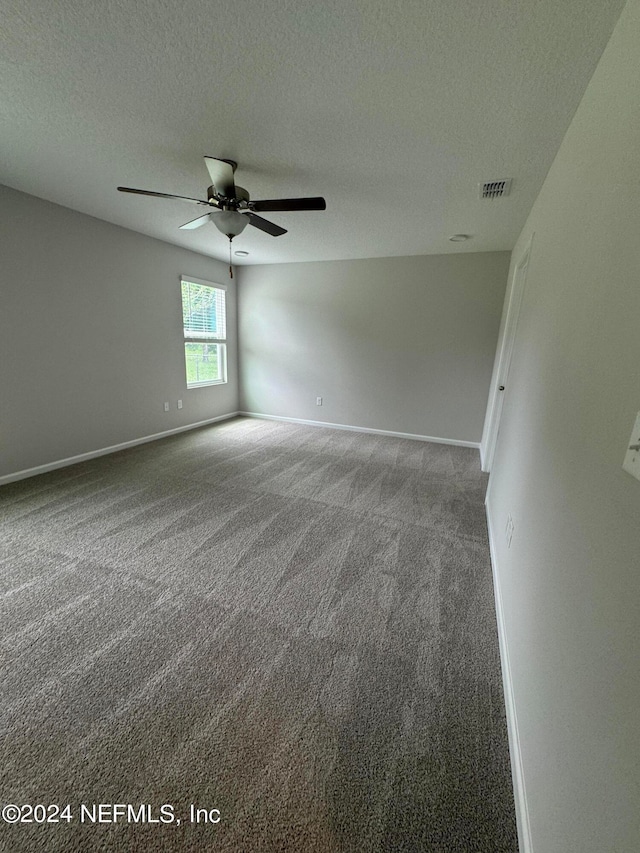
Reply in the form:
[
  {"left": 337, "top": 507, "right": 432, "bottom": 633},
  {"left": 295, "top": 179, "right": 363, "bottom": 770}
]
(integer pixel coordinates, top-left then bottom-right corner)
[{"left": 1, "top": 1, "right": 638, "bottom": 852}]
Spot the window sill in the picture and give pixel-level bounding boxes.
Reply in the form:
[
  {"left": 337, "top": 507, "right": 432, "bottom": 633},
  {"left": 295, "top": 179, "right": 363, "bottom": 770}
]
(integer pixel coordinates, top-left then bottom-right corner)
[{"left": 186, "top": 380, "right": 227, "bottom": 389}]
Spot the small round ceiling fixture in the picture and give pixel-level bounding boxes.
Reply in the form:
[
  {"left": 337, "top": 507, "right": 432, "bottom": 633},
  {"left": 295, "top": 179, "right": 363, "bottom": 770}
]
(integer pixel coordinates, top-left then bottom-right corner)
[
  {"left": 449, "top": 234, "right": 470, "bottom": 242},
  {"left": 234, "top": 250, "right": 249, "bottom": 257}
]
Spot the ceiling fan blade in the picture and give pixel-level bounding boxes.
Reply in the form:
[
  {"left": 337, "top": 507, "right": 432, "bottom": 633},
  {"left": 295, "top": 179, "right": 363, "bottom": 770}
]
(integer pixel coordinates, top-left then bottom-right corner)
[
  {"left": 250, "top": 197, "right": 326, "bottom": 212},
  {"left": 179, "top": 213, "right": 213, "bottom": 230},
  {"left": 117, "top": 186, "right": 210, "bottom": 205},
  {"left": 247, "top": 213, "right": 287, "bottom": 237},
  {"left": 204, "top": 157, "right": 237, "bottom": 198}
]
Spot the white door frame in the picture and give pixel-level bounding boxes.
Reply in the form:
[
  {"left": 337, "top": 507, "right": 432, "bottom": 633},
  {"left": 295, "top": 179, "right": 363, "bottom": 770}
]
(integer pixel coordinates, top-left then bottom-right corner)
[{"left": 481, "top": 234, "right": 534, "bottom": 473}]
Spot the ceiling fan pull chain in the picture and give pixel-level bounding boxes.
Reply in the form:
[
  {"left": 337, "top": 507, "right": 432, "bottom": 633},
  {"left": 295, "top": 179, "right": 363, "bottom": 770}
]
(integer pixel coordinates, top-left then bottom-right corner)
[{"left": 229, "top": 237, "right": 233, "bottom": 279}]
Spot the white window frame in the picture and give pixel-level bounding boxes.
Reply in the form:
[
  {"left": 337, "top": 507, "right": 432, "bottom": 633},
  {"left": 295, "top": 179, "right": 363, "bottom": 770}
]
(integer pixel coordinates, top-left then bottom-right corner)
[{"left": 180, "top": 275, "right": 228, "bottom": 388}]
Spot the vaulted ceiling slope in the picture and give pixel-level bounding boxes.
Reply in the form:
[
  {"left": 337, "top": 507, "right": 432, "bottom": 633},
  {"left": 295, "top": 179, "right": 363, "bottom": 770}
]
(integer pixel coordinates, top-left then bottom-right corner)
[{"left": 0, "top": 0, "right": 626, "bottom": 265}]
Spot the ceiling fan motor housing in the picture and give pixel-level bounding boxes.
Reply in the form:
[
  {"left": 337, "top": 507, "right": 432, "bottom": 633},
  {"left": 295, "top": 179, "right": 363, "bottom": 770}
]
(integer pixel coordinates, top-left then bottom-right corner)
[{"left": 208, "top": 184, "right": 249, "bottom": 208}]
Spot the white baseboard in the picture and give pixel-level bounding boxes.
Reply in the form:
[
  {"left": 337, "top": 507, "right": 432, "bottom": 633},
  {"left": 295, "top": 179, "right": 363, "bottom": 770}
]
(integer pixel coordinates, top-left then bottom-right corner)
[
  {"left": 239, "top": 411, "right": 480, "bottom": 449},
  {"left": 0, "top": 412, "right": 240, "bottom": 486},
  {"left": 485, "top": 499, "right": 533, "bottom": 853}
]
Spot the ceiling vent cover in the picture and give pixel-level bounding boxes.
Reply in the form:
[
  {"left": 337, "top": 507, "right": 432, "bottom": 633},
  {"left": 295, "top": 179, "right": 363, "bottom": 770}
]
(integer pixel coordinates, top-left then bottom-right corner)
[{"left": 480, "top": 179, "right": 512, "bottom": 199}]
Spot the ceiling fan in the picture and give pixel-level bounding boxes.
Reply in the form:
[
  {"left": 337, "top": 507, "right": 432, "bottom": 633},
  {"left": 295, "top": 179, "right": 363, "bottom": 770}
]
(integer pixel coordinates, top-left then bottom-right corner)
[{"left": 118, "top": 156, "right": 326, "bottom": 241}]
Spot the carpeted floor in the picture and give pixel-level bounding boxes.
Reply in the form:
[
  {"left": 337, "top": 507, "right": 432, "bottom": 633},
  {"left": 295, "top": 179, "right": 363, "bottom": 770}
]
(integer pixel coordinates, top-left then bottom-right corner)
[{"left": 0, "top": 416, "right": 517, "bottom": 852}]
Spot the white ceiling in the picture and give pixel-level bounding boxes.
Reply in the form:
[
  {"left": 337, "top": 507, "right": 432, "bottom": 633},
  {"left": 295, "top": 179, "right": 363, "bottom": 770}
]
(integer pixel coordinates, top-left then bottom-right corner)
[{"left": 1, "top": 0, "right": 626, "bottom": 266}]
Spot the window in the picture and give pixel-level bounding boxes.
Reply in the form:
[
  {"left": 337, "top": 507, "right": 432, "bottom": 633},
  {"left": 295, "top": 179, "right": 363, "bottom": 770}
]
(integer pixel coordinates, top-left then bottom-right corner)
[{"left": 180, "top": 276, "right": 227, "bottom": 388}]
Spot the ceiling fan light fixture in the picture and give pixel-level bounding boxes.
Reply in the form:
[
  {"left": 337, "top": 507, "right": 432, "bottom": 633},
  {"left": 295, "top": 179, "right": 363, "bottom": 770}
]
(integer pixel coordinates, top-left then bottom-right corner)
[{"left": 212, "top": 209, "right": 249, "bottom": 238}]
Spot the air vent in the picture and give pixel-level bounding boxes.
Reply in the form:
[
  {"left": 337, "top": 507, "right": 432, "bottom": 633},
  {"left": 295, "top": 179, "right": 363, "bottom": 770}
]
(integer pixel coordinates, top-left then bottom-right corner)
[{"left": 480, "top": 179, "right": 512, "bottom": 199}]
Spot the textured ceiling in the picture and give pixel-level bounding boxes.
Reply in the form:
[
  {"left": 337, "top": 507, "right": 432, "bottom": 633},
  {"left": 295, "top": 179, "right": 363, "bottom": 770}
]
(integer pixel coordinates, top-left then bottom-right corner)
[{"left": 0, "top": 0, "right": 626, "bottom": 265}]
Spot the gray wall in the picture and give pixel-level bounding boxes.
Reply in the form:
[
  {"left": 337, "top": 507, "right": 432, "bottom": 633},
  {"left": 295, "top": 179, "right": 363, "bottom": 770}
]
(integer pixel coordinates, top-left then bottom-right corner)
[
  {"left": 238, "top": 253, "right": 509, "bottom": 443},
  {"left": 486, "top": 0, "right": 640, "bottom": 849},
  {"left": 0, "top": 185, "right": 238, "bottom": 479}
]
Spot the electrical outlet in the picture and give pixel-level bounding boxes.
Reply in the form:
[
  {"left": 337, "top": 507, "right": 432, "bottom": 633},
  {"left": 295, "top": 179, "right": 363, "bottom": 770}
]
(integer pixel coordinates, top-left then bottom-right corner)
[
  {"left": 163, "top": 402, "right": 169, "bottom": 412},
  {"left": 622, "top": 411, "right": 640, "bottom": 482},
  {"left": 177, "top": 400, "right": 183, "bottom": 409},
  {"left": 316, "top": 396, "right": 323, "bottom": 406},
  {"left": 505, "top": 514, "right": 514, "bottom": 548}
]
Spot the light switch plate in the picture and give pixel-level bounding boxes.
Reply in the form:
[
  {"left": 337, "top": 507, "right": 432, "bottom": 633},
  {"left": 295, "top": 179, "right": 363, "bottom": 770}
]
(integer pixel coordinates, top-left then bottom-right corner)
[{"left": 622, "top": 411, "right": 640, "bottom": 481}]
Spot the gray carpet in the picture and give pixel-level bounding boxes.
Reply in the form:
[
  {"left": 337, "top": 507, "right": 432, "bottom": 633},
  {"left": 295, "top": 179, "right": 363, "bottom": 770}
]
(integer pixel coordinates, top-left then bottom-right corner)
[{"left": 0, "top": 416, "right": 517, "bottom": 852}]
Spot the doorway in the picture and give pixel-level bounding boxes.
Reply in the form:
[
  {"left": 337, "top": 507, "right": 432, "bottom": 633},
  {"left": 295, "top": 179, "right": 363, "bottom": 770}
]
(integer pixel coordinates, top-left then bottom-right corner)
[{"left": 481, "top": 235, "right": 534, "bottom": 475}]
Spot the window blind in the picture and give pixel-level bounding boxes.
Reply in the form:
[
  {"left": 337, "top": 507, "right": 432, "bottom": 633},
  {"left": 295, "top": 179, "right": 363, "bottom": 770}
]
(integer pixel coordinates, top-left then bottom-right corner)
[{"left": 181, "top": 279, "right": 226, "bottom": 341}]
